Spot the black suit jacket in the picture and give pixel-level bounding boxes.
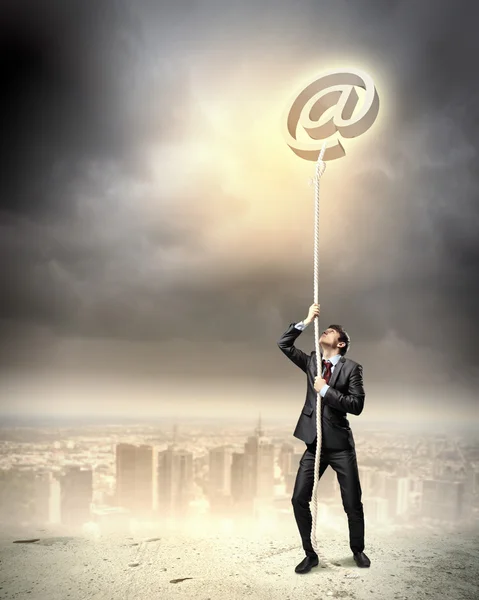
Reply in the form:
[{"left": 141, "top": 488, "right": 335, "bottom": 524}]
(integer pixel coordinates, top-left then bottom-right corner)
[{"left": 277, "top": 322, "right": 365, "bottom": 449}]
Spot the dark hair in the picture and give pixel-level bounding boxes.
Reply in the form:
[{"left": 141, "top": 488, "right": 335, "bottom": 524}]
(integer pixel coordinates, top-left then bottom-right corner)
[{"left": 328, "top": 324, "right": 350, "bottom": 356}]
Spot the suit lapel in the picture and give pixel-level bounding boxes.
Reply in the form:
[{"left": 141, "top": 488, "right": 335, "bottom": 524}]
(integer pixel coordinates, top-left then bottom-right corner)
[{"left": 328, "top": 356, "right": 345, "bottom": 387}]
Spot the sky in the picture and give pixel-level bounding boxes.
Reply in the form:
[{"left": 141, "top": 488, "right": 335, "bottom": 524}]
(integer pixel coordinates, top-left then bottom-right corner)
[{"left": 0, "top": 0, "right": 478, "bottom": 424}]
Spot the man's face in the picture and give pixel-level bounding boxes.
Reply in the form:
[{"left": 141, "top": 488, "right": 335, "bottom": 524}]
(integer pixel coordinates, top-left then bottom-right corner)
[{"left": 320, "top": 327, "right": 340, "bottom": 347}]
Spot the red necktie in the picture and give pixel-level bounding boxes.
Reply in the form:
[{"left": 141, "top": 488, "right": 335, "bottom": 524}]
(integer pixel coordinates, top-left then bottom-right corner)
[{"left": 322, "top": 359, "right": 332, "bottom": 384}]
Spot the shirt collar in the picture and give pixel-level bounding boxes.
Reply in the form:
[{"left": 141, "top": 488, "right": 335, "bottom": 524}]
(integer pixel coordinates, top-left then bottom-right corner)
[{"left": 322, "top": 353, "right": 341, "bottom": 366}]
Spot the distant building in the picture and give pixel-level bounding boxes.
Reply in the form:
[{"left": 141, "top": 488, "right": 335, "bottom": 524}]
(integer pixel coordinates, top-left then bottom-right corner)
[
  {"left": 278, "top": 443, "right": 295, "bottom": 477},
  {"left": 157, "top": 445, "right": 194, "bottom": 518},
  {"left": 364, "top": 496, "right": 388, "bottom": 524},
  {"left": 231, "top": 452, "right": 245, "bottom": 506},
  {"left": 230, "top": 415, "right": 275, "bottom": 513},
  {"left": 0, "top": 467, "right": 62, "bottom": 527},
  {"left": 0, "top": 468, "right": 35, "bottom": 525},
  {"left": 358, "top": 466, "right": 375, "bottom": 496},
  {"left": 33, "top": 470, "right": 61, "bottom": 524},
  {"left": 279, "top": 443, "right": 299, "bottom": 494},
  {"left": 375, "top": 472, "right": 410, "bottom": 518},
  {"left": 208, "top": 445, "right": 234, "bottom": 513},
  {"left": 115, "top": 444, "right": 157, "bottom": 517},
  {"left": 59, "top": 466, "right": 93, "bottom": 528},
  {"left": 422, "top": 479, "right": 465, "bottom": 522}
]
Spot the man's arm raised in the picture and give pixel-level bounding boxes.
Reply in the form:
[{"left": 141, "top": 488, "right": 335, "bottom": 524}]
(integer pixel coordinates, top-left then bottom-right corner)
[{"left": 276, "top": 303, "right": 320, "bottom": 373}]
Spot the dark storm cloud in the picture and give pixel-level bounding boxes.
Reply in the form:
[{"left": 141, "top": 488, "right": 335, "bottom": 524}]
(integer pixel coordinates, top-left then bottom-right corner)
[
  {"left": 331, "top": 120, "right": 478, "bottom": 373},
  {"left": 381, "top": 0, "right": 479, "bottom": 373},
  {"left": 0, "top": 159, "right": 250, "bottom": 348},
  {"left": 0, "top": 0, "right": 478, "bottom": 389},
  {"left": 0, "top": 0, "right": 135, "bottom": 216},
  {"left": 0, "top": 0, "right": 193, "bottom": 216}
]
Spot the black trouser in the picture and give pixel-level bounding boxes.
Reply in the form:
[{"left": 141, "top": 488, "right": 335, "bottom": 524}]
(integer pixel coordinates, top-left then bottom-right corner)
[{"left": 291, "top": 438, "right": 365, "bottom": 556}]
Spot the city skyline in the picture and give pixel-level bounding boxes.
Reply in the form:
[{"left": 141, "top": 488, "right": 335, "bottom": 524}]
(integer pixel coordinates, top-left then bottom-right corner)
[{"left": 0, "top": 418, "right": 476, "bottom": 534}]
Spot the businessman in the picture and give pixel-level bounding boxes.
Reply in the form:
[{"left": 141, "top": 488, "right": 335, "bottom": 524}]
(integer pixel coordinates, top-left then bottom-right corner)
[{"left": 277, "top": 303, "right": 370, "bottom": 573}]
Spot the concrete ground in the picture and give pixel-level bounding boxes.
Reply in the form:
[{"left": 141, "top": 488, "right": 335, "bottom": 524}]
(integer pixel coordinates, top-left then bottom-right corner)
[{"left": 0, "top": 522, "right": 477, "bottom": 600}]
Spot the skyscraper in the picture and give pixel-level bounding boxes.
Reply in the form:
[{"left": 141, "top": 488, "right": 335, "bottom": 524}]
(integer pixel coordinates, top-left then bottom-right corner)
[
  {"left": 241, "top": 415, "right": 275, "bottom": 507},
  {"left": 115, "top": 443, "right": 157, "bottom": 517},
  {"left": 157, "top": 445, "right": 194, "bottom": 518},
  {"left": 208, "top": 445, "right": 234, "bottom": 513},
  {"left": 60, "top": 466, "right": 93, "bottom": 528}
]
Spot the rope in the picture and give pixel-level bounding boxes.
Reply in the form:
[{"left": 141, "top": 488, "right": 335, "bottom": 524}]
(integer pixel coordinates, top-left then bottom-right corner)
[{"left": 308, "top": 141, "right": 341, "bottom": 570}]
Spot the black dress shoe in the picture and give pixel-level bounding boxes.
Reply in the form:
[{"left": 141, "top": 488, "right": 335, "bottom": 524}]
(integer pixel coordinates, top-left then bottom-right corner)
[
  {"left": 353, "top": 551, "right": 371, "bottom": 567},
  {"left": 295, "top": 555, "right": 319, "bottom": 573}
]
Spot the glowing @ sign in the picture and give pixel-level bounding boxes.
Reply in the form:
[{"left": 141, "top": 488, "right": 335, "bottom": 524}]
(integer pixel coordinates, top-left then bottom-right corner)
[{"left": 283, "top": 67, "right": 380, "bottom": 161}]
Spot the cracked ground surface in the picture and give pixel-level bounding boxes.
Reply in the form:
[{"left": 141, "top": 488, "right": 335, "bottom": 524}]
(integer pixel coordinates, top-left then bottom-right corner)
[{"left": 0, "top": 522, "right": 477, "bottom": 600}]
